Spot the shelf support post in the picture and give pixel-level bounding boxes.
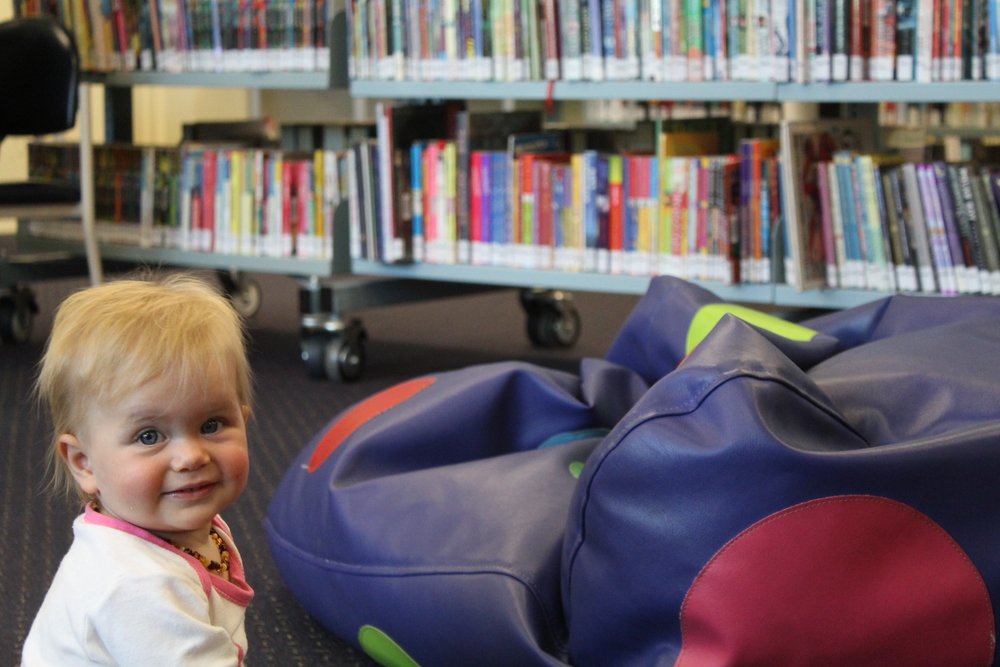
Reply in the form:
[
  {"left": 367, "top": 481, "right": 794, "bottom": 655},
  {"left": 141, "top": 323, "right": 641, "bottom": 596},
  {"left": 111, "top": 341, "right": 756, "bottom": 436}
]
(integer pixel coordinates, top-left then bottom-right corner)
[{"left": 79, "top": 82, "right": 103, "bottom": 285}]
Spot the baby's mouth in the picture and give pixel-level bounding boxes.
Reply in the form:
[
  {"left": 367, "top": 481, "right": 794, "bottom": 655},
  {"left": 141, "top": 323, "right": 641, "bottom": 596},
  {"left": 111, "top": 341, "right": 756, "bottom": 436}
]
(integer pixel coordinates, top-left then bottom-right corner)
[{"left": 164, "top": 481, "right": 217, "bottom": 498}]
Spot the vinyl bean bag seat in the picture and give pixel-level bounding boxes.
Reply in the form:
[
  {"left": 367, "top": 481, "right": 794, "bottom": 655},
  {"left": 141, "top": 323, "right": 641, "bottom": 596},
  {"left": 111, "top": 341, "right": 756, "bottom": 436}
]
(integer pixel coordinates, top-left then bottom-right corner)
[{"left": 267, "top": 276, "right": 1000, "bottom": 667}]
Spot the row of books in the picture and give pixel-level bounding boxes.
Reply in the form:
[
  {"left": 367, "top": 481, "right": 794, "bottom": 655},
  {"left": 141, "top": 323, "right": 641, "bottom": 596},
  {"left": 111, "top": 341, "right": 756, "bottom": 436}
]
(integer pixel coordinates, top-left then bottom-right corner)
[
  {"left": 782, "top": 118, "right": 1000, "bottom": 294},
  {"left": 355, "top": 105, "right": 785, "bottom": 283},
  {"left": 879, "top": 102, "right": 1000, "bottom": 130},
  {"left": 348, "top": 0, "right": 1000, "bottom": 83},
  {"left": 15, "top": 0, "right": 333, "bottom": 72},
  {"left": 792, "top": 154, "right": 1000, "bottom": 295},
  {"left": 26, "top": 142, "right": 349, "bottom": 258}
]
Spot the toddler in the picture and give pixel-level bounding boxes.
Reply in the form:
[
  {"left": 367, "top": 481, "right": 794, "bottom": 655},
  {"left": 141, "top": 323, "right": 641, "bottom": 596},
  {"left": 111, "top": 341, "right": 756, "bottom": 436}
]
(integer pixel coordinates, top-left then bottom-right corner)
[{"left": 21, "top": 274, "right": 254, "bottom": 666}]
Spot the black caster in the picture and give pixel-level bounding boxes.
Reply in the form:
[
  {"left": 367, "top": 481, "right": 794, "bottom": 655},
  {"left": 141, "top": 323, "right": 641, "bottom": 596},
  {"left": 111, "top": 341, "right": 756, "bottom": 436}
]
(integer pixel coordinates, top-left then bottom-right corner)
[
  {"left": 217, "top": 270, "right": 262, "bottom": 318},
  {"left": 301, "top": 318, "right": 367, "bottom": 382},
  {"left": 520, "top": 288, "right": 581, "bottom": 349},
  {"left": 0, "top": 286, "right": 38, "bottom": 345}
]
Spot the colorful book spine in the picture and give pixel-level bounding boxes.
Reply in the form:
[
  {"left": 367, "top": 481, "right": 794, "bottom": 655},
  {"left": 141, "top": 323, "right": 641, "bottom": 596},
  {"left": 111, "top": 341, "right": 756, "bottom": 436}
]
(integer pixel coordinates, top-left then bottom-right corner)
[
  {"left": 895, "top": 0, "right": 916, "bottom": 79},
  {"left": 933, "top": 161, "right": 971, "bottom": 291},
  {"left": 871, "top": 0, "right": 896, "bottom": 80},
  {"left": 917, "top": 163, "right": 958, "bottom": 293},
  {"left": 826, "top": 158, "right": 849, "bottom": 287},
  {"left": 831, "top": 0, "right": 848, "bottom": 79},
  {"left": 597, "top": 155, "right": 612, "bottom": 272}
]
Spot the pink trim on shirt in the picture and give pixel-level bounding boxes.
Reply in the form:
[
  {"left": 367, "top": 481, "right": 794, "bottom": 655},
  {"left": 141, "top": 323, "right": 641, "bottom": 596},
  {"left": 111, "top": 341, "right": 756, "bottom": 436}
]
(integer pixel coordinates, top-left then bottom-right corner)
[{"left": 83, "top": 504, "right": 254, "bottom": 606}]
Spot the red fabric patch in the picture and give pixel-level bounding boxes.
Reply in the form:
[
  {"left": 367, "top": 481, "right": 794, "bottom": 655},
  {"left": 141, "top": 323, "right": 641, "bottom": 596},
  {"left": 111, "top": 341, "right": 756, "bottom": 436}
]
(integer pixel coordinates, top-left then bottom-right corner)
[
  {"left": 676, "top": 495, "right": 994, "bottom": 667},
  {"left": 306, "top": 377, "right": 436, "bottom": 473}
]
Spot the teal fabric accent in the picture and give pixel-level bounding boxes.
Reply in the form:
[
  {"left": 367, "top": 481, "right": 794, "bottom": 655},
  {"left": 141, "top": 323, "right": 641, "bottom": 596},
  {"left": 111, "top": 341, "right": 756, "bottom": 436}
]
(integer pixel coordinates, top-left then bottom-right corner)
[{"left": 538, "top": 428, "right": 610, "bottom": 449}]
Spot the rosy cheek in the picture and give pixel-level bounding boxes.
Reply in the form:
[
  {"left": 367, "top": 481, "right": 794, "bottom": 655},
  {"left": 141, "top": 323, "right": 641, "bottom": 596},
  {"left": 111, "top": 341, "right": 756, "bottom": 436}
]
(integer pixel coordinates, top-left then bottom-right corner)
[
  {"left": 106, "top": 463, "right": 164, "bottom": 508},
  {"left": 225, "top": 447, "right": 251, "bottom": 491}
]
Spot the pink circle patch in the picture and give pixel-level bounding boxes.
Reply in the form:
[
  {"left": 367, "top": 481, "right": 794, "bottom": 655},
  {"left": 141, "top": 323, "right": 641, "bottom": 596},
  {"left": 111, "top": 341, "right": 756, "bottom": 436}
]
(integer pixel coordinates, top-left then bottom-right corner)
[{"left": 676, "top": 495, "right": 995, "bottom": 667}]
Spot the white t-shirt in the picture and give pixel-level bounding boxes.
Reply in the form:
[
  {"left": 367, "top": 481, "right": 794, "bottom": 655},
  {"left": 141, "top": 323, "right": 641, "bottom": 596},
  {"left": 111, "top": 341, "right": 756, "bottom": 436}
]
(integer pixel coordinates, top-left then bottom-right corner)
[{"left": 22, "top": 505, "right": 254, "bottom": 666}]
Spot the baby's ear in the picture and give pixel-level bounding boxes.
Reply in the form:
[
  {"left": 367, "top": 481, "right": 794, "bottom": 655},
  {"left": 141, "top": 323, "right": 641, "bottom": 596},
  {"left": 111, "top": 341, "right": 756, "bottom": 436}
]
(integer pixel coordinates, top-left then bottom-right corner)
[
  {"left": 242, "top": 405, "right": 251, "bottom": 424},
  {"left": 59, "top": 434, "right": 99, "bottom": 496}
]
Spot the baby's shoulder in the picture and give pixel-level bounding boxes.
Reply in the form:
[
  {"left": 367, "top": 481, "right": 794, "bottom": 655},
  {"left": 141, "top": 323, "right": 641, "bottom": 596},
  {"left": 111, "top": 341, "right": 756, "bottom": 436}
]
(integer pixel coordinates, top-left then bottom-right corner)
[{"left": 64, "top": 519, "right": 204, "bottom": 594}]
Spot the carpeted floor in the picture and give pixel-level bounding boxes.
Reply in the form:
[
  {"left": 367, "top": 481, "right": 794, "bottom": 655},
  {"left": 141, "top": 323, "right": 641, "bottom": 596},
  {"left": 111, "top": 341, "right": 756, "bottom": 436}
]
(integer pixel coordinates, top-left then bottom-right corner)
[{"left": 0, "top": 269, "right": 638, "bottom": 666}]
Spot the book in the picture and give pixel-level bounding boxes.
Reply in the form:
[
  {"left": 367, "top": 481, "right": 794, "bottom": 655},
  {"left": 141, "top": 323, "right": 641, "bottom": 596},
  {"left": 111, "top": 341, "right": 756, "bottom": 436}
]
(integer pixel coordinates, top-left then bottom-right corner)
[
  {"left": 899, "top": 162, "right": 938, "bottom": 292},
  {"left": 967, "top": 166, "right": 1000, "bottom": 292},
  {"left": 561, "top": 0, "right": 584, "bottom": 78},
  {"left": 826, "top": 157, "right": 851, "bottom": 286},
  {"left": 917, "top": 163, "right": 959, "bottom": 293},
  {"left": 831, "top": 0, "right": 849, "bottom": 79},
  {"left": 608, "top": 154, "right": 625, "bottom": 273},
  {"left": 895, "top": 0, "right": 917, "bottom": 79},
  {"left": 881, "top": 165, "right": 919, "bottom": 291},
  {"left": 870, "top": 0, "right": 895, "bottom": 80},
  {"left": 816, "top": 160, "right": 838, "bottom": 286}
]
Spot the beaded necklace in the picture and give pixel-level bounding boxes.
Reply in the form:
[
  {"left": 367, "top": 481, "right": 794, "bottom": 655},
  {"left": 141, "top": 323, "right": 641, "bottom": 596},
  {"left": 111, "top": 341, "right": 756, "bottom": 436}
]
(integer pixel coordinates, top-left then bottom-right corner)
[
  {"left": 90, "top": 501, "right": 230, "bottom": 573},
  {"left": 169, "top": 528, "right": 230, "bottom": 573}
]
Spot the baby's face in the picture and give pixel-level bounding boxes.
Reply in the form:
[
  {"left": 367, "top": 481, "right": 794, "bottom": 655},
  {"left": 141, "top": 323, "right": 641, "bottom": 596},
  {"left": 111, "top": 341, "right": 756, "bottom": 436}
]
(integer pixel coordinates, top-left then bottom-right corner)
[{"left": 61, "top": 366, "right": 250, "bottom": 552}]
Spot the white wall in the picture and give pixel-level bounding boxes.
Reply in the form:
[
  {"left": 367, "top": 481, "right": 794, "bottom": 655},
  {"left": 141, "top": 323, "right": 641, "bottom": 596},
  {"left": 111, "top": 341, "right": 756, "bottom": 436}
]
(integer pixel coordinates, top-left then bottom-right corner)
[{"left": 131, "top": 86, "right": 251, "bottom": 145}]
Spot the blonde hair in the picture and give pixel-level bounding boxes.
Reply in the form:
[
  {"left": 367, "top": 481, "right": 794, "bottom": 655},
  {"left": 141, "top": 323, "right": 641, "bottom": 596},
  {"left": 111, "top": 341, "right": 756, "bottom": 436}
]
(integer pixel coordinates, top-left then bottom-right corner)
[{"left": 36, "top": 273, "right": 252, "bottom": 501}]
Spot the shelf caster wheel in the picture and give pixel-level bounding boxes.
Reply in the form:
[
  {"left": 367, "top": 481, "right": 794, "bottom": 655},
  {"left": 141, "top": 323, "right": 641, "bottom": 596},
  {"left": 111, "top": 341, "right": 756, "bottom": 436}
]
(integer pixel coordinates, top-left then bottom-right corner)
[
  {"left": 300, "top": 320, "right": 367, "bottom": 382},
  {"left": 301, "top": 332, "right": 329, "bottom": 380},
  {"left": 330, "top": 333, "right": 366, "bottom": 383},
  {"left": 0, "top": 286, "right": 38, "bottom": 345},
  {"left": 217, "top": 271, "right": 262, "bottom": 318},
  {"left": 520, "top": 288, "right": 581, "bottom": 349}
]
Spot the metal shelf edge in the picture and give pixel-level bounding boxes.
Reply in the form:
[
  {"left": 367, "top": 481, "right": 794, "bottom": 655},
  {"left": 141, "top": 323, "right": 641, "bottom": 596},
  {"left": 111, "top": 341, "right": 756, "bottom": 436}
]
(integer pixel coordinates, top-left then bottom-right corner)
[
  {"left": 18, "top": 237, "right": 339, "bottom": 276},
  {"left": 352, "top": 80, "right": 1000, "bottom": 103},
  {"left": 350, "top": 80, "right": 779, "bottom": 101},
  {"left": 83, "top": 71, "right": 336, "bottom": 89},
  {"left": 351, "top": 260, "right": 778, "bottom": 302}
]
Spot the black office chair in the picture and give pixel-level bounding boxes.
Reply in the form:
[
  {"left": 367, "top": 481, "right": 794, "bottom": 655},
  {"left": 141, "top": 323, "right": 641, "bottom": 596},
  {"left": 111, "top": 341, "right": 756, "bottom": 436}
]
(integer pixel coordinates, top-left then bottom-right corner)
[
  {"left": 0, "top": 15, "right": 81, "bottom": 206},
  {"left": 0, "top": 15, "right": 88, "bottom": 344}
]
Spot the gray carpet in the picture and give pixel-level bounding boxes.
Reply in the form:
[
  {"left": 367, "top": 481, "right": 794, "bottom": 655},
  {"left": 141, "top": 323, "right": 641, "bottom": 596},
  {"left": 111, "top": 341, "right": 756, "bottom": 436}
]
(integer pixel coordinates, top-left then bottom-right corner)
[{"left": 0, "top": 269, "right": 638, "bottom": 666}]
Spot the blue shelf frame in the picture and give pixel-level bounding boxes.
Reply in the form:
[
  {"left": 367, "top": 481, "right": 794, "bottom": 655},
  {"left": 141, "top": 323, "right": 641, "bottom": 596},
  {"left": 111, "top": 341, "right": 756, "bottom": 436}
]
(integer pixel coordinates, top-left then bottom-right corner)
[
  {"left": 351, "top": 80, "right": 1000, "bottom": 103},
  {"left": 352, "top": 260, "right": 904, "bottom": 308},
  {"left": 83, "top": 71, "right": 336, "bottom": 89}
]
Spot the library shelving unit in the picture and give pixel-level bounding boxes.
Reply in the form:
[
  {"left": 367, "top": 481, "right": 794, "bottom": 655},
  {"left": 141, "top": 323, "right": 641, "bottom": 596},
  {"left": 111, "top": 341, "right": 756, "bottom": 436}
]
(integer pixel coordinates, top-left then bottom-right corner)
[
  {"left": 348, "top": 79, "right": 1000, "bottom": 312},
  {"left": 13, "top": 15, "right": 500, "bottom": 381},
  {"left": 11, "top": 13, "right": 353, "bottom": 281}
]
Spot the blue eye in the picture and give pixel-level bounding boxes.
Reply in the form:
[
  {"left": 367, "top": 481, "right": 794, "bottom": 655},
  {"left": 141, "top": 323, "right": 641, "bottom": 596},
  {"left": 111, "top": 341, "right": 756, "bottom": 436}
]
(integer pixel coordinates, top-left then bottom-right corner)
[
  {"left": 137, "top": 430, "right": 162, "bottom": 446},
  {"left": 201, "top": 419, "right": 221, "bottom": 435}
]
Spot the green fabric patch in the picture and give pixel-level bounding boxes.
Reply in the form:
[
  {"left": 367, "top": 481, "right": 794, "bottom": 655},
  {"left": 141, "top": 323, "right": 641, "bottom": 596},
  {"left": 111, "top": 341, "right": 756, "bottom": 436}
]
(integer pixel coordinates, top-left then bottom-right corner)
[
  {"left": 569, "top": 461, "right": 585, "bottom": 478},
  {"left": 686, "top": 304, "right": 818, "bottom": 355},
  {"left": 358, "top": 625, "right": 422, "bottom": 667}
]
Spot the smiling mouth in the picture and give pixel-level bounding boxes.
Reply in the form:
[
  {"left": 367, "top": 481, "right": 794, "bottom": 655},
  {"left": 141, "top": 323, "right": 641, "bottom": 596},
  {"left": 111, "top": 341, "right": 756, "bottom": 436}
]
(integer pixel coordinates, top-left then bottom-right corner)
[{"left": 164, "top": 482, "right": 218, "bottom": 499}]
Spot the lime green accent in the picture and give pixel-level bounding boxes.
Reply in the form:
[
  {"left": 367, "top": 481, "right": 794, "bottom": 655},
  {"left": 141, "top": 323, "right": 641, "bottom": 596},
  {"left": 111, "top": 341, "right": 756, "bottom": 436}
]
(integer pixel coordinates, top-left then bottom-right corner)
[
  {"left": 358, "top": 625, "right": 422, "bottom": 667},
  {"left": 686, "top": 304, "right": 818, "bottom": 355},
  {"left": 569, "top": 461, "right": 585, "bottom": 479}
]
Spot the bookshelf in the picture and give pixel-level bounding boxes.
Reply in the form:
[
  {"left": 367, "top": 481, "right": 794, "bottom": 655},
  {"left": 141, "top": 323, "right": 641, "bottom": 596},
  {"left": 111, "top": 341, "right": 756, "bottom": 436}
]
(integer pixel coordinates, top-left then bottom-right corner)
[
  {"left": 10, "top": 4, "right": 355, "bottom": 274},
  {"left": 9, "top": 6, "right": 505, "bottom": 379},
  {"left": 347, "top": 89, "right": 1000, "bottom": 311}
]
